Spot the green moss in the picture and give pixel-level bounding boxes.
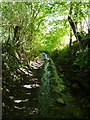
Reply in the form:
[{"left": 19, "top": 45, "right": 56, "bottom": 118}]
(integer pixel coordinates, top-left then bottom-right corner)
[{"left": 56, "top": 98, "right": 66, "bottom": 105}]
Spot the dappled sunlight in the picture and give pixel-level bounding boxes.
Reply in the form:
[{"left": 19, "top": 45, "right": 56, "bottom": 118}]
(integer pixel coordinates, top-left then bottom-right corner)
[
  {"left": 2, "top": 1, "right": 89, "bottom": 119},
  {"left": 14, "top": 106, "right": 26, "bottom": 110},
  {"left": 14, "top": 99, "right": 29, "bottom": 103},
  {"left": 29, "top": 108, "right": 39, "bottom": 115},
  {"left": 30, "top": 59, "right": 44, "bottom": 69},
  {"left": 23, "top": 84, "right": 39, "bottom": 89},
  {"left": 26, "top": 93, "right": 31, "bottom": 95},
  {"left": 19, "top": 68, "right": 33, "bottom": 76},
  {"left": 31, "top": 78, "right": 38, "bottom": 82}
]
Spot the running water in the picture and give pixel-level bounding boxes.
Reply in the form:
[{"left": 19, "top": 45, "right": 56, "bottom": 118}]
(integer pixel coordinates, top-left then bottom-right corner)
[
  {"left": 38, "top": 53, "right": 53, "bottom": 118},
  {"left": 38, "top": 52, "right": 61, "bottom": 118},
  {"left": 37, "top": 53, "right": 83, "bottom": 119}
]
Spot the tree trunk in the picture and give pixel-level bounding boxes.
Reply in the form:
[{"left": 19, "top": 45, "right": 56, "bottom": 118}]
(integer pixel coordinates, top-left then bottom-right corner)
[
  {"left": 13, "top": 26, "right": 20, "bottom": 41},
  {"left": 69, "top": 2, "right": 73, "bottom": 48},
  {"left": 68, "top": 16, "right": 82, "bottom": 49},
  {"left": 70, "top": 29, "right": 72, "bottom": 48}
]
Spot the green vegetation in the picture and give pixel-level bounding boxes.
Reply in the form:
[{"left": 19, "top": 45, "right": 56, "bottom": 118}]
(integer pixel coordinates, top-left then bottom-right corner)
[{"left": 1, "top": 1, "right": 90, "bottom": 118}]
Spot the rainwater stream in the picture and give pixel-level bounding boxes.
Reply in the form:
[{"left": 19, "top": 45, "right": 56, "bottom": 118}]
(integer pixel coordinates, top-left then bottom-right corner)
[
  {"left": 3, "top": 53, "right": 85, "bottom": 118},
  {"left": 38, "top": 53, "right": 53, "bottom": 118},
  {"left": 37, "top": 52, "right": 83, "bottom": 118}
]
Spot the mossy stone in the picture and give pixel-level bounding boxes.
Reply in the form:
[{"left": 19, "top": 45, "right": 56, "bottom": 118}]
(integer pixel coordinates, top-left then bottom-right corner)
[{"left": 56, "top": 98, "right": 66, "bottom": 105}]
